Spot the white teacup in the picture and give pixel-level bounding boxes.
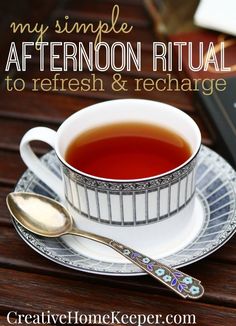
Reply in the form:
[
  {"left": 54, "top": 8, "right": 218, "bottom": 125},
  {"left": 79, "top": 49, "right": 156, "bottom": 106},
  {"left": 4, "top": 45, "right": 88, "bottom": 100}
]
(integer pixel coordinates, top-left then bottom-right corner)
[{"left": 20, "top": 99, "right": 201, "bottom": 260}]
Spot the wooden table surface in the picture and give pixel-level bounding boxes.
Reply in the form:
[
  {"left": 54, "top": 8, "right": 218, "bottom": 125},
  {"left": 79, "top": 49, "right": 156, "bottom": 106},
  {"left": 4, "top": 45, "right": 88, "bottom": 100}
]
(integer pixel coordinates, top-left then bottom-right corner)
[{"left": 0, "top": 1, "right": 235, "bottom": 325}]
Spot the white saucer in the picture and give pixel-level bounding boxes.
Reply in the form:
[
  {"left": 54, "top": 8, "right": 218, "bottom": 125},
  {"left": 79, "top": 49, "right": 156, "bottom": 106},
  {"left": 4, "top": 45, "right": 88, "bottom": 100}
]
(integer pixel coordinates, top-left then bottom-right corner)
[
  {"left": 13, "top": 145, "right": 236, "bottom": 276},
  {"left": 62, "top": 196, "right": 205, "bottom": 263}
]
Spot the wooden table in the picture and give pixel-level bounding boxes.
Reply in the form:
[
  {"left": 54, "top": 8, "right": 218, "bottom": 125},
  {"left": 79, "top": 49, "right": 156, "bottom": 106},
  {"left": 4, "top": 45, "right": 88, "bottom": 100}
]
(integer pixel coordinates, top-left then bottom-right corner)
[{"left": 0, "top": 1, "right": 235, "bottom": 325}]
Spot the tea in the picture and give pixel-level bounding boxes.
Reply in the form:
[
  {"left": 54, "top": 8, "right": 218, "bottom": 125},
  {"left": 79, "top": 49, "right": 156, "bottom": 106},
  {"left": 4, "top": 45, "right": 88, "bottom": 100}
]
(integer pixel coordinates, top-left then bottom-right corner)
[{"left": 65, "top": 122, "right": 191, "bottom": 179}]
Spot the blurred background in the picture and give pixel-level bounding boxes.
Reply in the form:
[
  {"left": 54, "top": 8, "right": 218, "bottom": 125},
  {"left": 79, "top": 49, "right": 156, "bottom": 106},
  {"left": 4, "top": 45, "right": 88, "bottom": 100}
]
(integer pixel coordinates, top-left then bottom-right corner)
[{"left": 0, "top": 0, "right": 235, "bottom": 167}]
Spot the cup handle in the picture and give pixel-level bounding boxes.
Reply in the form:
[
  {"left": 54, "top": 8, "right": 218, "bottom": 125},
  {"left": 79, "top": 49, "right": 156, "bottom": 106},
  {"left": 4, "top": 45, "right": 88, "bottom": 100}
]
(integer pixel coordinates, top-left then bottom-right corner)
[{"left": 20, "top": 127, "right": 64, "bottom": 199}]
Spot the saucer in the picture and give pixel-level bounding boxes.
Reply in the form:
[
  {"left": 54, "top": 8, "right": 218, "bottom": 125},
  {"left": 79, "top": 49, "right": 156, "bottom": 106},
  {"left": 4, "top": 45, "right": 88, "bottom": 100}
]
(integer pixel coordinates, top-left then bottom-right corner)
[{"left": 13, "top": 145, "right": 236, "bottom": 276}]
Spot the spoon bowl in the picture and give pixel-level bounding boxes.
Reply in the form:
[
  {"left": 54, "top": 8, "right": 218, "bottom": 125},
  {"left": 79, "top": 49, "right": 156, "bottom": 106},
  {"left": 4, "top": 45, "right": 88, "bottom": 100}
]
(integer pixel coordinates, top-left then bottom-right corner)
[
  {"left": 6, "top": 192, "right": 204, "bottom": 299},
  {"left": 7, "top": 192, "right": 72, "bottom": 237}
]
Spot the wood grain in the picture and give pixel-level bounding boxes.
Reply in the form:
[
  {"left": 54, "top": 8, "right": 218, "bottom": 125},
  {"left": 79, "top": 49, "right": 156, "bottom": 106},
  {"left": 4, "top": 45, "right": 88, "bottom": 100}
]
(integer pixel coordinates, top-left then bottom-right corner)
[
  {"left": 0, "top": 91, "right": 98, "bottom": 123},
  {"left": 0, "top": 0, "right": 57, "bottom": 81},
  {"left": 0, "top": 187, "right": 14, "bottom": 225},
  {"left": 0, "top": 267, "right": 236, "bottom": 326},
  {"left": 0, "top": 222, "right": 236, "bottom": 306},
  {"left": 0, "top": 109, "right": 213, "bottom": 147},
  {"left": 0, "top": 118, "right": 56, "bottom": 152},
  {"left": 0, "top": 0, "right": 235, "bottom": 324},
  {"left": 0, "top": 150, "right": 32, "bottom": 185},
  {"left": 0, "top": 314, "right": 52, "bottom": 326},
  {"left": 13, "top": 68, "right": 194, "bottom": 109}
]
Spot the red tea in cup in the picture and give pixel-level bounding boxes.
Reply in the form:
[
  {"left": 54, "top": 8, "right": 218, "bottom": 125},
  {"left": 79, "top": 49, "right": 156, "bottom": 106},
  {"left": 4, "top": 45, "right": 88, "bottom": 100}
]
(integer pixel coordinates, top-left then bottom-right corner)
[{"left": 65, "top": 122, "right": 191, "bottom": 179}]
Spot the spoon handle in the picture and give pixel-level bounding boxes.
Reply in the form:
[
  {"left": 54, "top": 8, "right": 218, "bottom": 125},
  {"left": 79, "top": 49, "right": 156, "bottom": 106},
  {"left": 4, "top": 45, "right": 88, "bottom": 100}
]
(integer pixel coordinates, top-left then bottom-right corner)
[
  {"left": 70, "top": 229, "right": 204, "bottom": 299},
  {"left": 109, "top": 240, "right": 204, "bottom": 299}
]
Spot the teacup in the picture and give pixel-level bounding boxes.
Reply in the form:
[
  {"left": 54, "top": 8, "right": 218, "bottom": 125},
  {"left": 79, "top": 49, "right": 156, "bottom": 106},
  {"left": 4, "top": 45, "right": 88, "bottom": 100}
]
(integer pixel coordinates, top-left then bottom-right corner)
[{"left": 20, "top": 99, "right": 201, "bottom": 260}]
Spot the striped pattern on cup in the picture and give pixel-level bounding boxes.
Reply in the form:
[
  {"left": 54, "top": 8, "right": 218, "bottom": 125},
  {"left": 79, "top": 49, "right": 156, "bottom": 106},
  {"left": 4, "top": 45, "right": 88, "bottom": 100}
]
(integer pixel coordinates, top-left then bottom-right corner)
[{"left": 62, "top": 157, "right": 197, "bottom": 226}]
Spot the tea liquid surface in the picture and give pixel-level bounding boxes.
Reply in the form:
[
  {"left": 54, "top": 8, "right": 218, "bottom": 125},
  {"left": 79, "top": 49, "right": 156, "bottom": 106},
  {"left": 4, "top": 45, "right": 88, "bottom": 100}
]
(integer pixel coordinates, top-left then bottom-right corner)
[{"left": 65, "top": 122, "right": 191, "bottom": 179}]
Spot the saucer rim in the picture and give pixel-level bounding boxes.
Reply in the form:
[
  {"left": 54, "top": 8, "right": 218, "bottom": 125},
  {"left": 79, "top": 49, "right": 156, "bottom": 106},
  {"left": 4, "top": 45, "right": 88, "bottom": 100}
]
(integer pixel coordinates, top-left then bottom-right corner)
[{"left": 13, "top": 145, "right": 236, "bottom": 276}]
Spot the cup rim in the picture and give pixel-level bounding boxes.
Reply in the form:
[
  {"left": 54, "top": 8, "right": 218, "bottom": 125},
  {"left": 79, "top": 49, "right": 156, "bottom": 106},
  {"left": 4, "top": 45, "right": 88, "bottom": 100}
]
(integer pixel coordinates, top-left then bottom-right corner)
[{"left": 55, "top": 99, "right": 202, "bottom": 183}]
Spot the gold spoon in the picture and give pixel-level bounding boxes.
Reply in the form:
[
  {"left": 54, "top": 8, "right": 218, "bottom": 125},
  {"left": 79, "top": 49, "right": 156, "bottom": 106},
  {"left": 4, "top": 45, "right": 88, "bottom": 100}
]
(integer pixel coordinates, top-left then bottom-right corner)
[{"left": 6, "top": 192, "right": 204, "bottom": 299}]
